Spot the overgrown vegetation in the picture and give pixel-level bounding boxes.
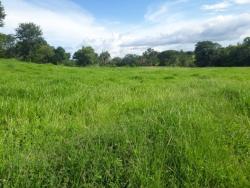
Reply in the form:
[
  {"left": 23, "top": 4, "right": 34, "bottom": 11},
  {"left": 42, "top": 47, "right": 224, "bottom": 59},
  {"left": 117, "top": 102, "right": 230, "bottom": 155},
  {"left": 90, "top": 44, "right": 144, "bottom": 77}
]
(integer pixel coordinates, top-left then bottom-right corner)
[{"left": 0, "top": 59, "right": 249, "bottom": 187}]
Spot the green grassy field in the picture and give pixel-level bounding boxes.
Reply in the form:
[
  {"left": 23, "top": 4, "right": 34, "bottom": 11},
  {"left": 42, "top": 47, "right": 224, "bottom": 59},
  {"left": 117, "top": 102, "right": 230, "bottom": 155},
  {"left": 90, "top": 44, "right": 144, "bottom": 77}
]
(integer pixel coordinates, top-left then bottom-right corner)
[{"left": 0, "top": 59, "right": 249, "bottom": 187}]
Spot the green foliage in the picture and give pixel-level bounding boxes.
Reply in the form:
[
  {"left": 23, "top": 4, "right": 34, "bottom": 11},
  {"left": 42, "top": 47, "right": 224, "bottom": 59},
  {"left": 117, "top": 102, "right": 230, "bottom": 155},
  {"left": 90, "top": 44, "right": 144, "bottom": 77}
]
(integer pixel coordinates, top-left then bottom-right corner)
[
  {"left": 0, "top": 59, "right": 249, "bottom": 187},
  {"left": 33, "top": 44, "right": 55, "bottom": 64},
  {"left": 142, "top": 48, "right": 159, "bottom": 66},
  {"left": 158, "top": 50, "right": 194, "bottom": 67},
  {"left": 243, "top": 37, "right": 250, "bottom": 46},
  {"left": 0, "top": 33, "right": 16, "bottom": 58},
  {"left": 15, "top": 23, "right": 45, "bottom": 61},
  {"left": 195, "top": 41, "right": 222, "bottom": 67},
  {"left": 15, "top": 23, "right": 43, "bottom": 41},
  {"left": 73, "top": 46, "right": 98, "bottom": 66},
  {"left": 194, "top": 39, "right": 250, "bottom": 67},
  {"left": 0, "top": 1, "right": 6, "bottom": 27},
  {"left": 52, "top": 47, "right": 70, "bottom": 65},
  {"left": 110, "top": 57, "right": 122, "bottom": 66},
  {"left": 99, "top": 51, "right": 111, "bottom": 66},
  {"left": 121, "top": 54, "right": 141, "bottom": 66}
]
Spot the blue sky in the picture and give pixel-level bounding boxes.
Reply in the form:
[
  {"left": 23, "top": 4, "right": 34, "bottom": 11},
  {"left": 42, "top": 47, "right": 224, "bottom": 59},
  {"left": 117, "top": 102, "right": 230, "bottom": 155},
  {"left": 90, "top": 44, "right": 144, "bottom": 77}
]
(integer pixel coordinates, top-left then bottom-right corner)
[
  {"left": 1, "top": 0, "right": 250, "bottom": 56},
  {"left": 72, "top": 0, "right": 161, "bottom": 23}
]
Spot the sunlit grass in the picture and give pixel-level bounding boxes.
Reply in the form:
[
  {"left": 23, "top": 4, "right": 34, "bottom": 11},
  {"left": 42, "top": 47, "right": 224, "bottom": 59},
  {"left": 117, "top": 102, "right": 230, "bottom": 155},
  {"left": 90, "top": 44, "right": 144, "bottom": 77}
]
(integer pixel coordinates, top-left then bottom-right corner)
[{"left": 0, "top": 59, "right": 249, "bottom": 187}]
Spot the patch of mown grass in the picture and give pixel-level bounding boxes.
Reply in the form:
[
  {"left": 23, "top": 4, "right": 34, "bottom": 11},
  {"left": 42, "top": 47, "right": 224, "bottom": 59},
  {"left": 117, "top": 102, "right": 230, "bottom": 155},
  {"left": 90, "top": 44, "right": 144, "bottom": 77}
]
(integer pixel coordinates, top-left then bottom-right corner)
[{"left": 0, "top": 59, "right": 249, "bottom": 187}]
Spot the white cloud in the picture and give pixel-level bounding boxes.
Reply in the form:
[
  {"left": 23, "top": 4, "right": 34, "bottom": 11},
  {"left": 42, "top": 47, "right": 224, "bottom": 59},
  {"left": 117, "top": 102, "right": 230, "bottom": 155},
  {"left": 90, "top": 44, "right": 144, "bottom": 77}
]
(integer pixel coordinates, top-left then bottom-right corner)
[
  {"left": 0, "top": 0, "right": 128, "bottom": 56},
  {"left": 0, "top": 0, "right": 250, "bottom": 57},
  {"left": 202, "top": 0, "right": 250, "bottom": 12},
  {"left": 202, "top": 1, "right": 231, "bottom": 11},
  {"left": 123, "top": 13, "right": 250, "bottom": 50},
  {"left": 234, "top": 0, "right": 250, "bottom": 4}
]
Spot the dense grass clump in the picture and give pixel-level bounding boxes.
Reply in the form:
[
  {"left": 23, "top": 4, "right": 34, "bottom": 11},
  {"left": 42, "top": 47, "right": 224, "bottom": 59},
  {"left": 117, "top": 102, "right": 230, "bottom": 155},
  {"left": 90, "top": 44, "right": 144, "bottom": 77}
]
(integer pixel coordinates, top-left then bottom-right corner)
[{"left": 0, "top": 59, "right": 249, "bottom": 187}]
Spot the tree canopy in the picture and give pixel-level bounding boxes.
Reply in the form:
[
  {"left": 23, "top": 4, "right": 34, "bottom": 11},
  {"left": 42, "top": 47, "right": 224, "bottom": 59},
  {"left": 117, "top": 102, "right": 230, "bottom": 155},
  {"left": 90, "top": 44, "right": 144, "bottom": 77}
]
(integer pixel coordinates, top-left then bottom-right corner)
[
  {"left": 0, "top": 1, "right": 5, "bottom": 27},
  {"left": 73, "top": 46, "right": 98, "bottom": 66},
  {"left": 52, "top": 47, "right": 71, "bottom": 65},
  {"left": 195, "top": 41, "right": 222, "bottom": 67},
  {"left": 142, "top": 48, "right": 159, "bottom": 66},
  {"left": 0, "top": 33, "right": 15, "bottom": 58},
  {"left": 15, "top": 23, "right": 45, "bottom": 61},
  {"left": 99, "top": 51, "right": 111, "bottom": 66}
]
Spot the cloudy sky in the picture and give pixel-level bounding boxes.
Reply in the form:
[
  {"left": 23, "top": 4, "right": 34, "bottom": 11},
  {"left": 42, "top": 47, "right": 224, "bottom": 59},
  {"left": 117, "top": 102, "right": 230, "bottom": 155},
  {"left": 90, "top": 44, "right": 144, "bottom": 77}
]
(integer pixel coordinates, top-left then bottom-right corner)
[{"left": 1, "top": 0, "right": 250, "bottom": 57}]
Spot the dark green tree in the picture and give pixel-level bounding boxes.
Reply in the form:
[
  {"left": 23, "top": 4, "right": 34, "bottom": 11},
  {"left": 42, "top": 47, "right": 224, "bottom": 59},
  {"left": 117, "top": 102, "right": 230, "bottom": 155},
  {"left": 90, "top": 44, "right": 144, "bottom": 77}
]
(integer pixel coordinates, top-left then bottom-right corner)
[
  {"left": 142, "top": 48, "right": 159, "bottom": 66},
  {"left": 158, "top": 50, "right": 181, "bottom": 66},
  {"left": 243, "top": 37, "right": 250, "bottom": 46},
  {"left": 194, "top": 41, "right": 222, "bottom": 67},
  {"left": 0, "top": 1, "right": 6, "bottom": 27},
  {"left": 110, "top": 57, "right": 122, "bottom": 66},
  {"left": 158, "top": 50, "right": 194, "bottom": 67},
  {"left": 52, "top": 47, "right": 70, "bottom": 64},
  {"left": 15, "top": 23, "right": 45, "bottom": 61},
  {"left": 33, "top": 44, "right": 55, "bottom": 64},
  {"left": 121, "top": 54, "right": 140, "bottom": 66},
  {"left": 73, "top": 46, "right": 98, "bottom": 66},
  {"left": 99, "top": 51, "right": 111, "bottom": 66},
  {"left": 0, "top": 33, "right": 16, "bottom": 58}
]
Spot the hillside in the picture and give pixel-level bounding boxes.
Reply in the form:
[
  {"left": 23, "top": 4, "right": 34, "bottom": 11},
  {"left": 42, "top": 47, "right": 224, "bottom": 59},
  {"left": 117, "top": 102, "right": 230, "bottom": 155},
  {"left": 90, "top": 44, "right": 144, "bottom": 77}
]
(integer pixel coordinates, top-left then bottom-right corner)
[{"left": 0, "top": 59, "right": 249, "bottom": 187}]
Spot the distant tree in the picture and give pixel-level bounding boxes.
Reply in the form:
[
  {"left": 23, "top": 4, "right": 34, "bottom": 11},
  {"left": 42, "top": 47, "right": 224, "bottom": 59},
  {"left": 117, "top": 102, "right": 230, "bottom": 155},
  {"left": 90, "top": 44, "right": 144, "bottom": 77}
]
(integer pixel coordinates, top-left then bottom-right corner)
[
  {"left": 177, "top": 51, "right": 195, "bottom": 67},
  {"left": 33, "top": 44, "right": 55, "bottom": 64},
  {"left": 121, "top": 54, "right": 140, "bottom": 66},
  {"left": 52, "top": 47, "right": 70, "bottom": 64},
  {"left": 158, "top": 50, "right": 195, "bottom": 67},
  {"left": 0, "top": 33, "right": 16, "bottom": 58},
  {"left": 110, "top": 57, "right": 122, "bottom": 66},
  {"left": 219, "top": 46, "right": 237, "bottom": 66},
  {"left": 99, "top": 51, "right": 111, "bottom": 66},
  {"left": 0, "top": 1, "right": 6, "bottom": 27},
  {"left": 194, "top": 41, "right": 222, "bottom": 67},
  {"left": 243, "top": 37, "right": 250, "bottom": 46},
  {"left": 142, "top": 48, "right": 159, "bottom": 66},
  {"left": 15, "top": 23, "right": 45, "bottom": 61},
  {"left": 158, "top": 50, "right": 179, "bottom": 66},
  {"left": 0, "top": 33, "right": 7, "bottom": 57},
  {"left": 73, "top": 46, "right": 98, "bottom": 66},
  {"left": 234, "top": 41, "right": 250, "bottom": 66},
  {"left": 63, "top": 60, "right": 76, "bottom": 67}
]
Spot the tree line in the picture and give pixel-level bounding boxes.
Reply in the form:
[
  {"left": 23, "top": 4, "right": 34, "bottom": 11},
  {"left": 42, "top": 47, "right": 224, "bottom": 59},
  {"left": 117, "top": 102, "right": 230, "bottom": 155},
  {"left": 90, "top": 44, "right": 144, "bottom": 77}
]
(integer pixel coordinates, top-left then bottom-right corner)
[{"left": 0, "top": 2, "right": 249, "bottom": 67}]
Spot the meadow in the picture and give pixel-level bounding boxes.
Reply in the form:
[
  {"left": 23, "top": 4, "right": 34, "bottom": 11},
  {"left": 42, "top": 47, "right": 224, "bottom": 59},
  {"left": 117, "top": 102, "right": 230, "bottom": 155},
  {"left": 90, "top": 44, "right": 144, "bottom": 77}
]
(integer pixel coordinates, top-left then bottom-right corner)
[{"left": 0, "top": 59, "right": 249, "bottom": 187}]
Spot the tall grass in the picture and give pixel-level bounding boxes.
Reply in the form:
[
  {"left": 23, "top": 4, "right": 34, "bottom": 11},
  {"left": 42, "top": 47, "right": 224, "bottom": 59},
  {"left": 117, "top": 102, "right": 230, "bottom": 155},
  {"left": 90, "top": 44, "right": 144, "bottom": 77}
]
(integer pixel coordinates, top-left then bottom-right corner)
[{"left": 0, "top": 59, "right": 249, "bottom": 187}]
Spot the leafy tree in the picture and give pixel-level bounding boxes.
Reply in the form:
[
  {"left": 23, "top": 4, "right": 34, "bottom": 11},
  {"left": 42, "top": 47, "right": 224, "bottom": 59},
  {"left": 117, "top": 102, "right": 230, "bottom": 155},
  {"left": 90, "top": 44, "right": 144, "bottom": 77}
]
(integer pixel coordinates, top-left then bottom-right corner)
[
  {"left": 179, "top": 51, "right": 195, "bottom": 67},
  {"left": 73, "top": 46, "right": 98, "bottom": 66},
  {"left": 52, "top": 47, "right": 70, "bottom": 64},
  {"left": 0, "top": 1, "right": 6, "bottom": 27},
  {"left": 33, "top": 44, "right": 55, "bottom": 64},
  {"left": 233, "top": 43, "right": 250, "bottom": 66},
  {"left": 110, "top": 57, "right": 122, "bottom": 66},
  {"left": 158, "top": 50, "right": 194, "bottom": 67},
  {"left": 0, "top": 33, "right": 16, "bottom": 58},
  {"left": 195, "top": 41, "right": 222, "bottom": 67},
  {"left": 158, "top": 50, "right": 179, "bottom": 66},
  {"left": 15, "top": 23, "right": 45, "bottom": 61},
  {"left": 243, "top": 37, "right": 250, "bottom": 46},
  {"left": 99, "top": 51, "right": 111, "bottom": 66},
  {"left": 121, "top": 54, "right": 140, "bottom": 66},
  {"left": 142, "top": 48, "right": 159, "bottom": 66}
]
